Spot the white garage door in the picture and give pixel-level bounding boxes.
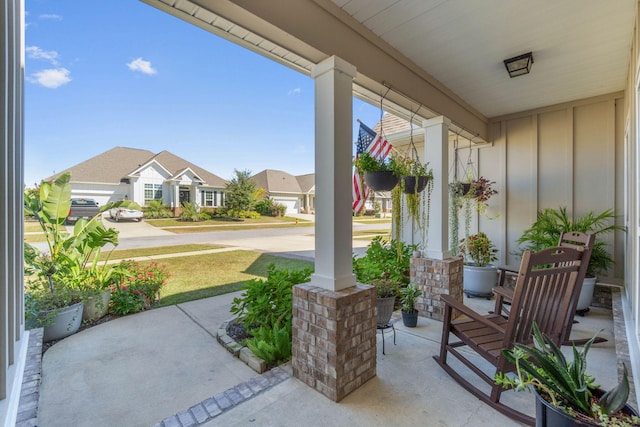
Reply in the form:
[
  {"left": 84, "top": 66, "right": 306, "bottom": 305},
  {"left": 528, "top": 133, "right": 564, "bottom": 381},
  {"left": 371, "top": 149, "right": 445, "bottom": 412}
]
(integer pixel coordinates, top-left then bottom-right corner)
[{"left": 276, "top": 198, "right": 299, "bottom": 214}]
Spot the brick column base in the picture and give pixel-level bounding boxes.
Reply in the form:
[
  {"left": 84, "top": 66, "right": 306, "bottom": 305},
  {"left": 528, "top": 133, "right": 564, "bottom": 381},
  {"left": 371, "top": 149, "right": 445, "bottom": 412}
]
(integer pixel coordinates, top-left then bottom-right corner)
[
  {"left": 411, "top": 257, "right": 463, "bottom": 321},
  {"left": 292, "top": 283, "right": 376, "bottom": 402}
]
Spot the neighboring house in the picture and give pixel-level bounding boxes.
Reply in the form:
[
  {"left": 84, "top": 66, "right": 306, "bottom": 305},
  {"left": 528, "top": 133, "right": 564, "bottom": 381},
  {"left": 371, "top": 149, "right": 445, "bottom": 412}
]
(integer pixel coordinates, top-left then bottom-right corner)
[
  {"left": 251, "top": 169, "right": 315, "bottom": 214},
  {"left": 49, "top": 147, "right": 227, "bottom": 214}
]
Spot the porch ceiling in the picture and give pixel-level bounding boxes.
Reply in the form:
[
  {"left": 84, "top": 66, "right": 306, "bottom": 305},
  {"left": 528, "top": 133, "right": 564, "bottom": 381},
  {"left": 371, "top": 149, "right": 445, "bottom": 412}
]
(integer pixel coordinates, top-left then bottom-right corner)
[{"left": 142, "top": 0, "right": 636, "bottom": 140}]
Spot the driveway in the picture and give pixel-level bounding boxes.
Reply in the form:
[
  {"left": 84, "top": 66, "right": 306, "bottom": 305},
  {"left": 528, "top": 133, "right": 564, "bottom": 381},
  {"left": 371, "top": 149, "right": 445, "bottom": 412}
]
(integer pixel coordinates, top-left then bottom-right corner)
[{"left": 100, "top": 213, "right": 174, "bottom": 238}]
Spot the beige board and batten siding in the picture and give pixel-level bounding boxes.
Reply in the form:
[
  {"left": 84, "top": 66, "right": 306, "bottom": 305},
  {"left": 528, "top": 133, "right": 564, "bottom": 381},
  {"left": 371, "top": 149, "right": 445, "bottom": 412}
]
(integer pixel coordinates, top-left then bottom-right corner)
[{"left": 484, "top": 92, "right": 624, "bottom": 283}]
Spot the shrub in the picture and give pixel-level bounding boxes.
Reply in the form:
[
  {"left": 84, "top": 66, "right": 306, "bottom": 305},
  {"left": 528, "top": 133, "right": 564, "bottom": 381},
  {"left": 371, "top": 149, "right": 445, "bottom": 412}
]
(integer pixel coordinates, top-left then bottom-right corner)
[
  {"left": 110, "top": 260, "right": 170, "bottom": 315},
  {"left": 230, "top": 264, "right": 312, "bottom": 365},
  {"left": 226, "top": 209, "right": 260, "bottom": 219},
  {"left": 143, "top": 200, "right": 173, "bottom": 219},
  {"left": 255, "top": 198, "right": 287, "bottom": 217},
  {"left": 179, "top": 202, "right": 206, "bottom": 222}
]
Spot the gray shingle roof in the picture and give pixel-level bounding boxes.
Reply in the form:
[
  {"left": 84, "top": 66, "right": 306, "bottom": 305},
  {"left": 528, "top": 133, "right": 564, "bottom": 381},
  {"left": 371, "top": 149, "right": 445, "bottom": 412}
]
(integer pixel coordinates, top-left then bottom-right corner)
[
  {"left": 252, "top": 169, "right": 315, "bottom": 194},
  {"left": 49, "top": 147, "right": 227, "bottom": 187},
  {"left": 296, "top": 173, "right": 315, "bottom": 193}
]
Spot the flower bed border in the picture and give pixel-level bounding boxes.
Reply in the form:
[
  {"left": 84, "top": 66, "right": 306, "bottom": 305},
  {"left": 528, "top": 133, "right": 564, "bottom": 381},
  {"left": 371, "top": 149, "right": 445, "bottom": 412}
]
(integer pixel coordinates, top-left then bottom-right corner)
[{"left": 216, "top": 317, "right": 267, "bottom": 374}]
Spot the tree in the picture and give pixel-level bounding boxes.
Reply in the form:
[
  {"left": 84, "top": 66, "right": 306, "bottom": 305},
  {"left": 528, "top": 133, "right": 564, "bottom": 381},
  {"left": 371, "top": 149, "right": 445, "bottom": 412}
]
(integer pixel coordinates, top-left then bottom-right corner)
[{"left": 225, "top": 169, "right": 258, "bottom": 214}]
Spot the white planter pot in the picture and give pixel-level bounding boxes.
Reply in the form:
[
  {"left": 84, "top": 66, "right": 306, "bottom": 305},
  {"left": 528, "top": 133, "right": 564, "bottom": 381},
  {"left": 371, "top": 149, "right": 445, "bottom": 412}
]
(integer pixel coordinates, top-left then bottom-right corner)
[
  {"left": 576, "top": 276, "right": 596, "bottom": 313},
  {"left": 83, "top": 290, "right": 111, "bottom": 321},
  {"left": 463, "top": 264, "right": 497, "bottom": 299},
  {"left": 43, "top": 301, "right": 84, "bottom": 343}
]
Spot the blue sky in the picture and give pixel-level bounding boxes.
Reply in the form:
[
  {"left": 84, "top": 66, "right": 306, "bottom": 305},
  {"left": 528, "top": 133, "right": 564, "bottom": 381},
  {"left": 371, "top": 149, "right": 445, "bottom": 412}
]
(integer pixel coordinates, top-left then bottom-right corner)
[{"left": 24, "top": 0, "right": 383, "bottom": 187}]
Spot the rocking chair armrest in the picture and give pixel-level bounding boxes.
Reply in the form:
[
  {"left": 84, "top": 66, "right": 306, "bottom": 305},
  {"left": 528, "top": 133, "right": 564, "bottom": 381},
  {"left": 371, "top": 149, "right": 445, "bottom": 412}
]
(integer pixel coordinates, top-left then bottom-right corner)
[
  {"left": 440, "top": 295, "right": 507, "bottom": 334},
  {"left": 492, "top": 286, "right": 513, "bottom": 301},
  {"left": 496, "top": 265, "right": 519, "bottom": 275}
]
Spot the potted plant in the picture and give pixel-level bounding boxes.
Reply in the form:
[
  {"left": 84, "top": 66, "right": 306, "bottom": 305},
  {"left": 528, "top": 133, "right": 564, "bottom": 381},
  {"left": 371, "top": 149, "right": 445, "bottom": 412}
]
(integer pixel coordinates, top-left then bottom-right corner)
[
  {"left": 400, "top": 283, "right": 421, "bottom": 327},
  {"left": 517, "top": 207, "right": 626, "bottom": 312},
  {"left": 354, "top": 151, "right": 399, "bottom": 191},
  {"left": 496, "top": 322, "right": 639, "bottom": 426},
  {"left": 353, "top": 237, "right": 415, "bottom": 326},
  {"left": 468, "top": 176, "right": 497, "bottom": 212},
  {"left": 371, "top": 278, "right": 400, "bottom": 326},
  {"left": 459, "top": 232, "right": 498, "bottom": 299},
  {"left": 24, "top": 172, "right": 120, "bottom": 341}
]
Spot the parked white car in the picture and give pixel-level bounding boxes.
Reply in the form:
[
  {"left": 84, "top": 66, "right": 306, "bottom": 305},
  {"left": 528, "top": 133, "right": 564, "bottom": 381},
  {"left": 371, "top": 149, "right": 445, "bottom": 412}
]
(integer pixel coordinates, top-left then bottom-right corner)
[{"left": 109, "top": 207, "right": 143, "bottom": 222}]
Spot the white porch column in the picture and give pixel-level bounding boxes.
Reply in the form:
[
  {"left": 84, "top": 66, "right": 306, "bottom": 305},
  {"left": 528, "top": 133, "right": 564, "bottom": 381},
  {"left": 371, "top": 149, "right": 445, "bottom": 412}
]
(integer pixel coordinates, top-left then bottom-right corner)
[
  {"left": 423, "top": 116, "right": 451, "bottom": 260},
  {"left": 309, "top": 56, "right": 357, "bottom": 291}
]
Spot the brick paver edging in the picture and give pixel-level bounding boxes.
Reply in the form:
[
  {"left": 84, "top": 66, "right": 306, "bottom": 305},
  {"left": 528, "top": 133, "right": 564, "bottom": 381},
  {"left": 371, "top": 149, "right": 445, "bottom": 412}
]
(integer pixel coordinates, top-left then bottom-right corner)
[
  {"left": 217, "top": 317, "right": 268, "bottom": 374},
  {"left": 16, "top": 327, "right": 43, "bottom": 427},
  {"left": 152, "top": 365, "right": 291, "bottom": 427}
]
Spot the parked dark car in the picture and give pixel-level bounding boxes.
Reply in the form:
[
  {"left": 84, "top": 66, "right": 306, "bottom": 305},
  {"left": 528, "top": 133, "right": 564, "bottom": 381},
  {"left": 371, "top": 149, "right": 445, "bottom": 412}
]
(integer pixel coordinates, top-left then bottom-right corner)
[{"left": 66, "top": 198, "right": 100, "bottom": 224}]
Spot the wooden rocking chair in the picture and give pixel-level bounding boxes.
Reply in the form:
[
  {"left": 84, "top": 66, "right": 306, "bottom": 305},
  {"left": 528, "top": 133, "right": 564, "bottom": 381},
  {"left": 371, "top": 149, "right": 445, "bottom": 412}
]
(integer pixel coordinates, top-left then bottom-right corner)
[
  {"left": 433, "top": 244, "right": 592, "bottom": 425},
  {"left": 493, "top": 232, "right": 598, "bottom": 345}
]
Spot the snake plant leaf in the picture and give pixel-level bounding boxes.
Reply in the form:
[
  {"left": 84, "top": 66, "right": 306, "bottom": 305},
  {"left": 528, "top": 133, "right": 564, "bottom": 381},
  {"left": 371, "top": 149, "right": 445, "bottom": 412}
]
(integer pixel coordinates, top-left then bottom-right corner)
[{"left": 598, "top": 363, "right": 630, "bottom": 415}]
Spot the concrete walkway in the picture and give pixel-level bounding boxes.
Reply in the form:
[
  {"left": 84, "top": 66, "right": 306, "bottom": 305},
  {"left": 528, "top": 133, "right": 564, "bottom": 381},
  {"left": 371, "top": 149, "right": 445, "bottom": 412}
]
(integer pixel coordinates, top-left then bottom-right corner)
[{"left": 35, "top": 293, "right": 620, "bottom": 427}]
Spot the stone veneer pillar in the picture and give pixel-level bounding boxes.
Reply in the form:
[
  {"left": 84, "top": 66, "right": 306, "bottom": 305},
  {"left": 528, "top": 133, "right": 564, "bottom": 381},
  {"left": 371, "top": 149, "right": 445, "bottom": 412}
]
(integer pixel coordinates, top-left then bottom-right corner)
[
  {"left": 411, "top": 257, "right": 464, "bottom": 321},
  {"left": 292, "top": 283, "right": 376, "bottom": 402}
]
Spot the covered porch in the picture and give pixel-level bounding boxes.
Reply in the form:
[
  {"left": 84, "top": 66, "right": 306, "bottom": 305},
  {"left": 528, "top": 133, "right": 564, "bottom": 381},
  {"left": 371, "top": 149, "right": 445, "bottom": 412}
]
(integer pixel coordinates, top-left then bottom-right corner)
[{"left": 2, "top": 0, "right": 640, "bottom": 425}]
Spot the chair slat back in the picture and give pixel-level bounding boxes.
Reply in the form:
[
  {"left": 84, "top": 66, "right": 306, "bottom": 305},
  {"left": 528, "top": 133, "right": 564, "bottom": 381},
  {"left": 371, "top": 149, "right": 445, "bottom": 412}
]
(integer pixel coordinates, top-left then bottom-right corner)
[{"left": 504, "top": 245, "right": 591, "bottom": 346}]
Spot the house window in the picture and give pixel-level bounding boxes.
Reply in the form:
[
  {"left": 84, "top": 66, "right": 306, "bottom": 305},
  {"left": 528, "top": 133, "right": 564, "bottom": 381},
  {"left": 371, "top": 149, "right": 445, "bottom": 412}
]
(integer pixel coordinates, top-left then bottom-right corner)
[
  {"left": 144, "top": 184, "right": 163, "bottom": 204},
  {"left": 201, "top": 190, "right": 224, "bottom": 207},
  {"left": 201, "top": 190, "right": 214, "bottom": 207}
]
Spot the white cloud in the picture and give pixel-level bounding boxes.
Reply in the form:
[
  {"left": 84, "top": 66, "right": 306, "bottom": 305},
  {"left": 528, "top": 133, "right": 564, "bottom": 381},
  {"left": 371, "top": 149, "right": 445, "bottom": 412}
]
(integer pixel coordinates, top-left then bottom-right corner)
[
  {"left": 26, "top": 46, "right": 59, "bottom": 65},
  {"left": 39, "top": 14, "right": 62, "bottom": 21},
  {"left": 288, "top": 87, "right": 301, "bottom": 96},
  {"left": 29, "top": 68, "right": 71, "bottom": 88},
  {"left": 127, "top": 57, "right": 157, "bottom": 75}
]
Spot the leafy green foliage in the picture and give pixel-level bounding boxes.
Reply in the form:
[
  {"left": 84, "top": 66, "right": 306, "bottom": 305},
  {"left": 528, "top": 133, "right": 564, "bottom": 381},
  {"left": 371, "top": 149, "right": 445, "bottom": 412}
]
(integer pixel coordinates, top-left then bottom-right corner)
[
  {"left": 400, "top": 283, "right": 421, "bottom": 312},
  {"left": 23, "top": 172, "right": 120, "bottom": 326},
  {"left": 255, "top": 198, "right": 286, "bottom": 217},
  {"left": 496, "top": 322, "right": 634, "bottom": 424},
  {"left": 230, "top": 264, "right": 312, "bottom": 366},
  {"left": 352, "top": 236, "right": 415, "bottom": 286},
  {"left": 459, "top": 232, "right": 498, "bottom": 267},
  {"left": 226, "top": 209, "right": 260, "bottom": 219},
  {"left": 225, "top": 169, "right": 258, "bottom": 214},
  {"left": 179, "top": 202, "right": 206, "bottom": 221},
  {"left": 246, "top": 324, "right": 292, "bottom": 366},
  {"left": 110, "top": 260, "right": 170, "bottom": 315},
  {"left": 142, "top": 200, "right": 173, "bottom": 219},
  {"left": 517, "top": 207, "right": 626, "bottom": 276},
  {"left": 231, "top": 264, "right": 312, "bottom": 331}
]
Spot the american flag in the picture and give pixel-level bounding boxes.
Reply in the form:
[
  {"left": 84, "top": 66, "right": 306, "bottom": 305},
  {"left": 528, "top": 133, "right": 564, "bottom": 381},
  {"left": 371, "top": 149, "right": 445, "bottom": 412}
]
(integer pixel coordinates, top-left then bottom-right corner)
[{"left": 352, "top": 121, "right": 393, "bottom": 212}]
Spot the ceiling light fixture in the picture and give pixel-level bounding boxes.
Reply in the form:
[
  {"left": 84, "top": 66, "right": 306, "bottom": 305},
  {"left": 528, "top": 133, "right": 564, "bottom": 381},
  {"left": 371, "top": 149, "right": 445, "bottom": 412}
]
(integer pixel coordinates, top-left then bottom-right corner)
[{"left": 503, "top": 52, "right": 533, "bottom": 78}]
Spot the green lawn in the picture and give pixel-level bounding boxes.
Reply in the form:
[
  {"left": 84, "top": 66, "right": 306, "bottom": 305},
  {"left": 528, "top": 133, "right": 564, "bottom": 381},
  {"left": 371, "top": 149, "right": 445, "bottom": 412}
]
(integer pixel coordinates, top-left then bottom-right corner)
[
  {"left": 352, "top": 230, "right": 392, "bottom": 240},
  {"left": 353, "top": 218, "right": 392, "bottom": 224},
  {"left": 146, "top": 216, "right": 309, "bottom": 227},
  {"left": 156, "top": 251, "right": 314, "bottom": 306},
  {"left": 103, "top": 244, "right": 222, "bottom": 261}
]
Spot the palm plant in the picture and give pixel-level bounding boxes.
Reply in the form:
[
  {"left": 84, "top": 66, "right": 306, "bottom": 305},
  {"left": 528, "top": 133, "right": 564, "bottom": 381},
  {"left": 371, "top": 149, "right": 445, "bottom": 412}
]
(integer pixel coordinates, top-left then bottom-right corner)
[{"left": 517, "top": 207, "right": 626, "bottom": 277}]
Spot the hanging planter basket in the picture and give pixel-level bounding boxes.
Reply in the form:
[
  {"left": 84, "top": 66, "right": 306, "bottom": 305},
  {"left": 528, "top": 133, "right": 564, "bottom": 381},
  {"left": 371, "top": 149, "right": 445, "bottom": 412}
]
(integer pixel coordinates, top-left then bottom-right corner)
[
  {"left": 364, "top": 171, "right": 399, "bottom": 191},
  {"left": 460, "top": 182, "right": 472, "bottom": 196},
  {"left": 402, "top": 176, "right": 429, "bottom": 194}
]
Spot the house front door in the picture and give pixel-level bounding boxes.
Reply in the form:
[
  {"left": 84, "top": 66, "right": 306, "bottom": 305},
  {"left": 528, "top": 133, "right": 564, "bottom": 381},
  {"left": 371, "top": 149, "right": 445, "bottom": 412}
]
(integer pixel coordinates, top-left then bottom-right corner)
[{"left": 179, "top": 188, "right": 190, "bottom": 204}]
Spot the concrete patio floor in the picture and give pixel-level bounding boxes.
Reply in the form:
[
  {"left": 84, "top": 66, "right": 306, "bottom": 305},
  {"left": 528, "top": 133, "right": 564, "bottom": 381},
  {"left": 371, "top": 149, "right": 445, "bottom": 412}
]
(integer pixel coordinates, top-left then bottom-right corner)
[{"left": 34, "top": 291, "right": 621, "bottom": 427}]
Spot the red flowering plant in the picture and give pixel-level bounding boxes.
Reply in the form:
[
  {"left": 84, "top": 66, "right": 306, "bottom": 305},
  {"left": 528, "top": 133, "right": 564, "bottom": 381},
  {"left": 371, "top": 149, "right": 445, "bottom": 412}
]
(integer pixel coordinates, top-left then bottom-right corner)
[{"left": 110, "top": 260, "right": 170, "bottom": 315}]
